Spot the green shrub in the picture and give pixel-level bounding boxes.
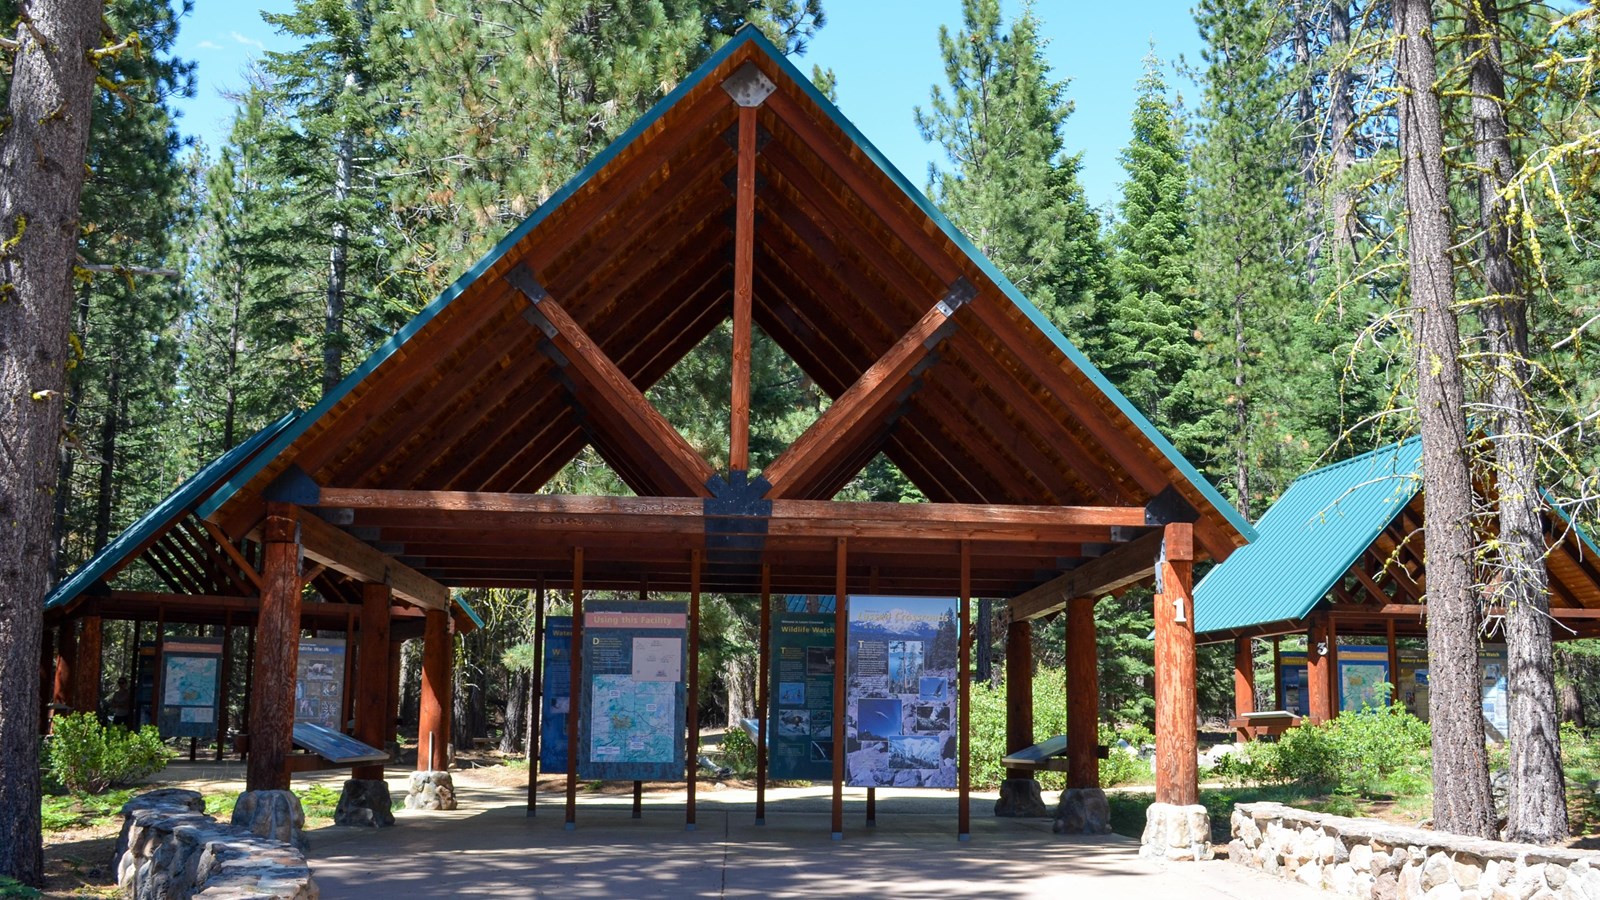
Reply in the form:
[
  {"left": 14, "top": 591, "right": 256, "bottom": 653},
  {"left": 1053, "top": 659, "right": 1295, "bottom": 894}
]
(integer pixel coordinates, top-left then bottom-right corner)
[
  {"left": 1243, "top": 704, "right": 1430, "bottom": 796},
  {"left": 296, "top": 784, "right": 342, "bottom": 819},
  {"left": 1099, "top": 724, "right": 1154, "bottom": 787},
  {"left": 0, "top": 876, "right": 41, "bottom": 899},
  {"left": 970, "top": 668, "right": 1070, "bottom": 790},
  {"left": 720, "top": 724, "right": 756, "bottom": 778},
  {"left": 47, "top": 713, "right": 167, "bottom": 794}
]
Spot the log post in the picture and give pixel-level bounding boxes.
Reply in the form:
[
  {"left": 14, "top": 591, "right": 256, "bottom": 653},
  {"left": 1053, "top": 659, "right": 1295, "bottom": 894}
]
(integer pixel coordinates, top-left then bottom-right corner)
[
  {"left": 216, "top": 614, "right": 232, "bottom": 760},
  {"left": 1307, "top": 615, "right": 1333, "bottom": 724},
  {"left": 52, "top": 620, "right": 76, "bottom": 709},
  {"left": 830, "top": 537, "right": 846, "bottom": 840},
  {"left": 958, "top": 541, "right": 972, "bottom": 840},
  {"left": 565, "top": 548, "right": 584, "bottom": 829},
  {"left": 1066, "top": 597, "right": 1100, "bottom": 789},
  {"left": 247, "top": 503, "right": 302, "bottom": 792},
  {"left": 756, "top": 563, "right": 771, "bottom": 825},
  {"left": 73, "top": 615, "right": 102, "bottom": 716},
  {"left": 1387, "top": 620, "right": 1399, "bottom": 707},
  {"left": 1004, "top": 615, "right": 1034, "bottom": 780},
  {"left": 354, "top": 582, "right": 392, "bottom": 779},
  {"left": 1233, "top": 637, "right": 1253, "bottom": 741},
  {"left": 418, "top": 606, "right": 452, "bottom": 772},
  {"left": 1152, "top": 522, "right": 1197, "bottom": 807},
  {"left": 686, "top": 549, "right": 701, "bottom": 830}
]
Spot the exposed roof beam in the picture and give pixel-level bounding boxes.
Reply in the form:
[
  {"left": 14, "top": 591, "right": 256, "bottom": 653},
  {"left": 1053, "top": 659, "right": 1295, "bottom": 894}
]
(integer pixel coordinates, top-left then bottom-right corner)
[
  {"left": 1008, "top": 529, "right": 1166, "bottom": 621},
  {"left": 294, "top": 512, "right": 449, "bottom": 612},
  {"left": 506, "top": 264, "right": 716, "bottom": 498},
  {"left": 763, "top": 281, "right": 972, "bottom": 500}
]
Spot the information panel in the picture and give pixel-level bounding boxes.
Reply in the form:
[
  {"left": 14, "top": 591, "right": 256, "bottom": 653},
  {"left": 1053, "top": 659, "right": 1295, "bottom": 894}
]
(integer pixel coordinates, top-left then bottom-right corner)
[
  {"left": 1338, "top": 646, "right": 1391, "bottom": 712},
  {"left": 767, "top": 608, "right": 835, "bottom": 781},
  {"left": 539, "top": 616, "right": 572, "bottom": 773},
  {"left": 845, "top": 595, "right": 959, "bottom": 788},
  {"left": 578, "top": 601, "right": 687, "bottom": 781},
  {"left": 157, "top": 638, "right": 222, "bottom": 739},
  {"left": 294, "top": 638, "right": 346, "bottom": 731}
]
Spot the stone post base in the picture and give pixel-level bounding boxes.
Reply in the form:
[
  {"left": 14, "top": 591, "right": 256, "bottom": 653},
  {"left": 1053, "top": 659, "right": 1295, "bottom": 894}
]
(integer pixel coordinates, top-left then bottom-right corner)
[
  {"left": 993, "top": 778, "right": 1049, "bottom": 817},
  {"left": 1139, "top": 801, "right": 1213, "bottom": 861},
  {"left": 230, "top": 789, "right": 308, "bottom": 851},
  {"left": 405, "top": 770, "right": 457, "bottom": 811},
  {"left": 335, "top": 778, "right": 396, "bottom": 827},
  {"left": 1053, "top": 787, "right": 1112, "bottom": 834}
]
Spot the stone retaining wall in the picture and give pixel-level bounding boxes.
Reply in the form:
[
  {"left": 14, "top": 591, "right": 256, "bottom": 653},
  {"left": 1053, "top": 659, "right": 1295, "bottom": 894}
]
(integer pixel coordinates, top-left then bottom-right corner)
[
  {"left": 1229, "top": 800, "right": 1600, "bottom": 899},
  {"left": 114, "top": 789, "right": 317, "bottom": 899}
]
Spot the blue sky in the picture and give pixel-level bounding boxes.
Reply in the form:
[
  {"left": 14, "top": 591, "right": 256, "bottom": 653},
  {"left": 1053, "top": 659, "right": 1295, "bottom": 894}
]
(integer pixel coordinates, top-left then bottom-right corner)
[{"left": 171, "top": 1, "right": 1205, "bottom": 212}]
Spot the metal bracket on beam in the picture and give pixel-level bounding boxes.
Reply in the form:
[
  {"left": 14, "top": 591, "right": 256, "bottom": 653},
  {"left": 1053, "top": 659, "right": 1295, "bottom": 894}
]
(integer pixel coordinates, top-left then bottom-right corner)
[
  {"left": 1144, "top": 485, "right": 1199, "bottom": 526},
  {"left": 935, "top": 277, "right": 977, "bottom": 317},
  {"left": 505, "top": 262, "right": 549, "bottom": 305},
  {"left": 721, "top": 122, "right": 772, "bottom": 151},
  {"left": 263, "top": 464, "right": 321, "bottom": 506},
  {"left": 315, "top": 507, "right": 355, "bottom": 526},
  {"left": 721, "top": 61, "right": 776, "bottom": 107}
]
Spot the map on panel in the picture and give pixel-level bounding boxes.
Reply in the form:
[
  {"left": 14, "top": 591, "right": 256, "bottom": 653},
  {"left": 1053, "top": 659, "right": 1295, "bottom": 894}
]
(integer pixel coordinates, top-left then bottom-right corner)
[
  {"left": 589, "top": 675, "right": 676, "bottom": 763},
  {"left": 163, "top": 656, "right": 218, "bottom": 707}
]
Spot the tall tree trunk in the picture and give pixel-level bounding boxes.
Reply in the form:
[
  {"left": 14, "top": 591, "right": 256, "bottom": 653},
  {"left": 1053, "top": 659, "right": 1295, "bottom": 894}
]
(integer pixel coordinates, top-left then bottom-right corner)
[
  {"left": 322, "top": 0, "right": 367, "bottom": 396},
  {"left": 1328, "top": 0, "right": 1359, "bottom": 279},
  {"left": 92, "top": 362, "right": 120, "bottom": 550},
  {"left": 1393, "top": 0, "right": 1495, "bottom": 840},
  {"left": 51, "top": 285, "right": 91, "bottom": 580},
  {"left": 1468, "top": 0, "right": 1568, "bottom": 845},
  {"left": 501, "top": 668, "right": 526, "bottom": 754},
  {"left": 1232, "top": 283, "right": 1251, "bottom": 520},
  {"left": 0, "top": 0, "right": 105, "bottom": 884},
  {"left": 1294, "top": 0, "right": 1322, "bottom": 277},
  {"left": 223, "top": 287, "right": 241, "bottom": 449},
  {"left": 725, "top": 650, "right": 755, "bottom": 728}
]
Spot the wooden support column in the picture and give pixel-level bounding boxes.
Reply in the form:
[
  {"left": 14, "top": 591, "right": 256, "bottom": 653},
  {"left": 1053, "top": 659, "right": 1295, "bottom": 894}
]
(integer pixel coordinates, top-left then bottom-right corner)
[
  {"left": 52, "top": 620, "right": 77, "bottom": 709},
  {"left": 1387, "top": 620, "right": 1400, "bottom": 707},
  {"left": 958, "top": 541, "right": 972, "bottom": 840},
  {"left": 1327, "top": 615, "right": 1340, "bottom": 714},
  {"left": 39, "top": 626, "right": 55, "bottom": 735},
  {"left": 247, "top": 503, "right": 302, "bottom": 792},
  {"left": 1306, "top": 615, "right": 1333, "bottom": 724},
  {"left": 417, "top": 606, "right": 451, "bottom": 772},
  {"left": 729, "top": 102, "right": 756, "bottom": 471},
  {"left": 1066, "top": 597, "right": 1100, "bottom": 788},
  {"left": 755, "top": 563, "right": 771, "bottom": 825},
  {"left": 73, "top": 615, "right": 102, "bottom": 716},
  {"left": 1272, "top": 637, "right": 1283, "bottom": 709},
  {"left": 355, "top": 582, "right": 392, "bottom": 779},
  {"left": 830, "top": 537, "right": 847, "bottom": 840},
  {"left": 1152, "top": 522, "right": 1197, "bottom": 807},
  {"left": 1004, "top": 615, "right": 1034, "bottom": 780},
  {"left": 687, "top": 550, "right": 702, "bottom": 829},
  {"left": 565, "top": 547, "right": 584, "bottom": 829},
  {"left": 527, "top": 580, "right": 544, "bottom": 818},
  {"left": 216, "top": 613, "right": 232, "bottom": 761},
  {"left": 1233, "top": 637, "right": 1254, "bottom": 741}
]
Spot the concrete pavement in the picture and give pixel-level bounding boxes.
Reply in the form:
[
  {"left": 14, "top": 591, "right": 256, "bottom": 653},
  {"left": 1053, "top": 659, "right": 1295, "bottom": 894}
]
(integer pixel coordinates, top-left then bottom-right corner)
[{"left": 306, "top": 780, "right": 1329, "bottom": 898}]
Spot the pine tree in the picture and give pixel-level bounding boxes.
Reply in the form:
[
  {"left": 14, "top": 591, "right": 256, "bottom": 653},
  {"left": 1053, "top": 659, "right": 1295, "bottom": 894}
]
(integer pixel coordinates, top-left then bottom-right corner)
[
  {"left": 1104, "top": 52, "right": 1197, "bottom": 433},
  {"left": 914, "top": 0, "right": 1108, "bottom": 343},
  {"left": 1187, "top": 0, "right": 1304, "bottom": 517}
]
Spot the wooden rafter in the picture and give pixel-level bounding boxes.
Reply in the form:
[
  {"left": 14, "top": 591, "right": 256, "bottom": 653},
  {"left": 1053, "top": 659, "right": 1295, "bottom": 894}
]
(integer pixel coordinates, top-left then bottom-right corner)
[
  {"left": 763, "top": 282, "right": 971, "bottom": 499},
  {"left": 729, "top": 102, "right": 758, "bottom": 471},
  {"left": 1008, "top": 529, "right": 1166, "bottom": 621},
  {"left": 293, "top": 513, "right": 449, "bottom": 612},
  {"left": 507, "top": 265, "right": 717, "bottom": 498}
]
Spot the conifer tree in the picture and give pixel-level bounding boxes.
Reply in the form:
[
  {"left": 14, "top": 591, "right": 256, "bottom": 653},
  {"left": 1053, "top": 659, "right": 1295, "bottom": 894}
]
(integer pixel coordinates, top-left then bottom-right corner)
[
  {"left": 1105, "top": 52, "right": 1197, "bottom": 434},
  {"left": 914, "top": 0, "right": 1108, "bottom": 344}
]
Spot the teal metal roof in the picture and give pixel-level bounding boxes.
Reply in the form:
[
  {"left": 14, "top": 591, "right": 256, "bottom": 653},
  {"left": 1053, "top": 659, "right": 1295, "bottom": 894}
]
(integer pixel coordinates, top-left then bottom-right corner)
[
  {"left": 195, "top": 25, "right": 1253, "bottom": 547},
  {"left": 45, "top": 413, "right": 299, "bottom": 610},
  {"left": 1192, "top": 438, "right": 1423, "bottom": 637}
]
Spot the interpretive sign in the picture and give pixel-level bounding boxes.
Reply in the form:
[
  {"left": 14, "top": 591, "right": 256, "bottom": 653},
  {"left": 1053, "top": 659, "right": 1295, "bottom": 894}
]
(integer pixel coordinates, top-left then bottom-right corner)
[
  {"left": 539, "top": 616, "right": 572, "bottom": 773},
  {"left": 292, "top": 722, "right": 388, "bottom": 764},
  {"left": 578, "top": 601, "right": 687, "bottom": 781},
  {"left": 845, "top": 596, "right": 959, "bottom": 788},
  {"left": 294, "top": 638, "right": 346, "bottom": 731},
  {"left": 768, "top": 607, "right": 835, "bottom": 781},
  {"left": 1337, "top": 646, "right": 1390, "bottom": 712},
  {"left": 157, "top": 638, "right": 223, "bottom": 739}
]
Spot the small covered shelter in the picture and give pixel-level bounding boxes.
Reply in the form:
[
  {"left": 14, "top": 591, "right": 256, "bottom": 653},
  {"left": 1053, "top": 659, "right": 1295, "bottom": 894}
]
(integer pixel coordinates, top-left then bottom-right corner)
[
  {"left": 1193, "top": 438, "right": 1600, "bottom": 737},
  {"left": 47, "top": 26, "right": 1253, "bottom": 840}
]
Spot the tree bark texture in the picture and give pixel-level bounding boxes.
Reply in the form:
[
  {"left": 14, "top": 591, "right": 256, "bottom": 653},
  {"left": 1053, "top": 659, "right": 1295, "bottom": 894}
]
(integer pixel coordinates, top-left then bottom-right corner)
[
  {"left": 1393, "top": 0, "right": 1496, "bottom": 840},
  {"left": 1329, "top": 0, "right": 1360, "bottom": 270},
  {"left": 1467, "top": 0, "right": 1568, "bottom": 844},
  {"left": 0, "top": 0, "right": 103, "bottom": 881}
]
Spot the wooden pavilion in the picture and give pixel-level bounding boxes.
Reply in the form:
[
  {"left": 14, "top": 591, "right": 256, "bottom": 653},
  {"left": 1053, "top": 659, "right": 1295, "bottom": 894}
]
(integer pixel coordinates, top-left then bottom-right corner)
[
  {"left": 1191, "top": 438, "right": 1600, "bottom": 737},
  {"left": 44, "top": 27, "right": 1254, "bottom": 840}
]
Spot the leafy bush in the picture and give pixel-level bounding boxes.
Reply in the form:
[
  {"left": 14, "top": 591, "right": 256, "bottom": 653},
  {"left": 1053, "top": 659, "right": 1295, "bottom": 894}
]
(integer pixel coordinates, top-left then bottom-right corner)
[
  {"left": 1239, "top": 705, "right": 1431, "bottom": 796},
  {"left": 1099, "top": 724, "right": 1155, "bottom": 787},
  {"left": 720, "top": 724, "right": 756, "bottom": 778},
  {"left": 47, "top": 713, "right": 167, "bottom": 794}
]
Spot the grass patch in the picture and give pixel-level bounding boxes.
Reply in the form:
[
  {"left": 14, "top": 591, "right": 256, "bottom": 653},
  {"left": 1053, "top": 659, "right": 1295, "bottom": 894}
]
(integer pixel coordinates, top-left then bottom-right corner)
[
  {"left": 295, "top": 784, "right": 343, "bottom": 822},
  {"left": 39, "top": 788, "right": 139, "bottom": 833}
]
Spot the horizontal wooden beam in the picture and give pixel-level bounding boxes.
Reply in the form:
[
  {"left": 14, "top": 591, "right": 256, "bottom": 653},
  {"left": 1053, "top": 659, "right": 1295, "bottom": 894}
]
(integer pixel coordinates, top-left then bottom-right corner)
[
  {"left": 1009, "top": 529, "right": 1167, "bottom": 621},
  {"left": 1327, "top": 603, "right": 1600, "bottom": 621},
  {"left": 295, "top": 513, "right": 450, "bottom": 612},
  {"left": 311, "top": 487, "right": 1146, "bottom": 544}
]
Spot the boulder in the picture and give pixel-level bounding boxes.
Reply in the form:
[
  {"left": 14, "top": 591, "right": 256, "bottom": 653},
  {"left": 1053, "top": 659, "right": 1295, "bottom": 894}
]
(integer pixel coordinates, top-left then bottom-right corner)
[
  {"left": 334, "top": 778, "right": 395, "bottom": 828},
  {"left": 405, "top": 770, "right": 457, "bottom": 811},
  {"left": 993, "top": 778, "right": 1049, "bottom": 818}
]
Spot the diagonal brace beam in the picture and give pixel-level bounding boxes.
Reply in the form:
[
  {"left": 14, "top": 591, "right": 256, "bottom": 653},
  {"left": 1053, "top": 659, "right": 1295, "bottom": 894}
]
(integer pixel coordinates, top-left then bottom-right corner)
[
  {"left": 762, "top": 279, "right": 976, "bottom": 500},
  {"left": 506, "top": 263, "right": 716, "bottom": 498},
  {"left": 1008, "top": 529, "right": 1166, "bottom": 621}
]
